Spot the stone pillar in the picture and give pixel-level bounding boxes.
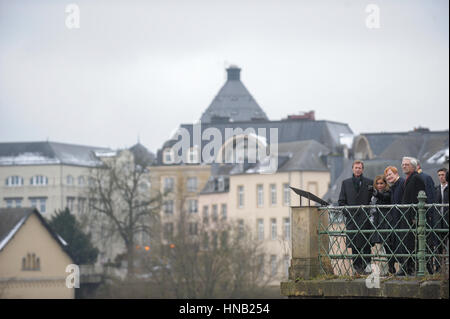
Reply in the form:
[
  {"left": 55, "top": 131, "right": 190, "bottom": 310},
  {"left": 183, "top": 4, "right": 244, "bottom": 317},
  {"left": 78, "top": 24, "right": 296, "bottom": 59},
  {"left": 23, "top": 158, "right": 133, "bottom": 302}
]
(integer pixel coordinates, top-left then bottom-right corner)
[{"left": 289, "top": 206, "right": 329, "bottom": 280}]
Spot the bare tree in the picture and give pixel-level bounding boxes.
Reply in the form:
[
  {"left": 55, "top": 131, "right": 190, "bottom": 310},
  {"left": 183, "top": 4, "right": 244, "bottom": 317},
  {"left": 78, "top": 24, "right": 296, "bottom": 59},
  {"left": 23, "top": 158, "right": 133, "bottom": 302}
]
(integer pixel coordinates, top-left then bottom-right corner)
[
  {"left": 83, "top": 150, "right": 161, "bottom": 278},
  {"left": 138, "top": 212, "right": 280, "bottom": 298}
]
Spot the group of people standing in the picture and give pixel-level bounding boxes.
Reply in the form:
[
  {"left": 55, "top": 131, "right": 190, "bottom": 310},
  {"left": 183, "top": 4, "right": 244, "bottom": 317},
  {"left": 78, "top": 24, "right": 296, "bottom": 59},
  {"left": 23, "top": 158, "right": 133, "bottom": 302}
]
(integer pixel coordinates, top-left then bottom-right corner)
[{"left": 338, "top": 157, "right": 449, "bottom": 276}]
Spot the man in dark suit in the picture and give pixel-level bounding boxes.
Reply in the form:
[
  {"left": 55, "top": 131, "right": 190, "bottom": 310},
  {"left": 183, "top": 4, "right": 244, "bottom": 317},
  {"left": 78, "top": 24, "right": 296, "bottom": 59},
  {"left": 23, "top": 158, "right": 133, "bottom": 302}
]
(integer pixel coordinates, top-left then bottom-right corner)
[
  {"left": 434, "top": 168, "right": 449, "bottom": 273},
  {"left": 416, "top": 160, "right": 438, "bottom": 274},
  {"left": 396, "top": 157, "right": 426, "bottom": 276},
  {"left": 338, "top": 160, "right": 373, "bottom": 274}
]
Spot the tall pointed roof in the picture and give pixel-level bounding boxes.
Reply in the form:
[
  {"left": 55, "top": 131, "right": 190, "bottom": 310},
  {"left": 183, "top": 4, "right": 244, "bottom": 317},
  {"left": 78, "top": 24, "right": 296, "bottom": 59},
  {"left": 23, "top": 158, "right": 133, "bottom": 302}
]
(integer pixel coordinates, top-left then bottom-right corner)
[{"left": 200, "top": 66, "right": 269, "bottom": 123}]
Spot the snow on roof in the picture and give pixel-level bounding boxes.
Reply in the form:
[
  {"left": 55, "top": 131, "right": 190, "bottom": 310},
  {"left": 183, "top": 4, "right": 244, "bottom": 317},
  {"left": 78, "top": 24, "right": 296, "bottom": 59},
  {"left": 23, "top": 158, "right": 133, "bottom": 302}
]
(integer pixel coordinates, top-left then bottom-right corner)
[
  {"left": 57, "top": 234, "right": 68, "bottom": 246},
  {"left": 94, "top": 150, "right": 117, "bottom": 157},
  {"left": 0, "top": 152, "right": 60, "bottom": 166},
  {"left": 0, "top": 216, "right": 27, "bottom": 251},
  {"left": 427, "top": 148, "right": 449, "bottom": 164}
]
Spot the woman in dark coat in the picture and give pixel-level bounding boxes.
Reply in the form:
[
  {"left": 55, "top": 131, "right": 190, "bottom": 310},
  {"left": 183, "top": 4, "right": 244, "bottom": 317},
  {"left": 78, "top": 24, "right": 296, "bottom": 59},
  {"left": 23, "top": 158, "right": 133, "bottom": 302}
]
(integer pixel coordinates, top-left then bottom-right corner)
[{"left": 369, "top": 175, "right": 396, "bottom": 274}]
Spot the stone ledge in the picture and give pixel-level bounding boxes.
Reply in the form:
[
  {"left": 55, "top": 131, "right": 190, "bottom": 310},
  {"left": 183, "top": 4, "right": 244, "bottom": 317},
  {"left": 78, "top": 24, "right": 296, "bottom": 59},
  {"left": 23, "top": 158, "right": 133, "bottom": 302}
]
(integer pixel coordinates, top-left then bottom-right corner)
[{"left": 280, "top": 279, "right": 449, "bottom": 299}]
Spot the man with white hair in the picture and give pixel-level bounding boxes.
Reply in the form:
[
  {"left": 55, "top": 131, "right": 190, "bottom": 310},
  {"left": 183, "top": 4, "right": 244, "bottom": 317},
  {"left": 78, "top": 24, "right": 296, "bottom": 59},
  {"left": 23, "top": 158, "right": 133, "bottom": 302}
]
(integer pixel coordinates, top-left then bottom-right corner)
[{"left": 396, "top": 156, "right": 426, "bottom": 276}]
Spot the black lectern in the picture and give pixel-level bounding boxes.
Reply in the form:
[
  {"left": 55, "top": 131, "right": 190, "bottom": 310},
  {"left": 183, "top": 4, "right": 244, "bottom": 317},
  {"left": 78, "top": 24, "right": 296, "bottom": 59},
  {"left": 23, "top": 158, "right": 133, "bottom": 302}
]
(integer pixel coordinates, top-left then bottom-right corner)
[{"left": 289, "top": 186, "right": 329, "bottom": 207}]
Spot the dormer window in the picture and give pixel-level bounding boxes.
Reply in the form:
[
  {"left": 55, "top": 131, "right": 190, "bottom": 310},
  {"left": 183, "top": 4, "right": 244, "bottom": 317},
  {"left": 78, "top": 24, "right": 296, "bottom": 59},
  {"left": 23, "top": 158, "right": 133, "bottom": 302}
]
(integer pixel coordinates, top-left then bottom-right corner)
[
  {"left": 218, "top": 177, "right": 225, "bottom": 191},
  {"left": 187, "top": 146, "right": 199, "bottom": 164},
  {"left": 30, "top": 175, "right": 48, "bottom": 186},
  {"left": 163, "top": 148, "right": 174, "bottom": 164},
  {"left": 5, "top": 176, "right": 23, "bottom": 187}
]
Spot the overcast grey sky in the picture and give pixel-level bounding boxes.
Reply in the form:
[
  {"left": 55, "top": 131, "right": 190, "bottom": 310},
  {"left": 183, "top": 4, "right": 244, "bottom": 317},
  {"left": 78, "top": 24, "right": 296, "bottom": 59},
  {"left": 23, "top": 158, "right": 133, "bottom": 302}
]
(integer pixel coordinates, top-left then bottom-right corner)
[{"left": 0, "top": 0, "right": 448, "bottom": 153}]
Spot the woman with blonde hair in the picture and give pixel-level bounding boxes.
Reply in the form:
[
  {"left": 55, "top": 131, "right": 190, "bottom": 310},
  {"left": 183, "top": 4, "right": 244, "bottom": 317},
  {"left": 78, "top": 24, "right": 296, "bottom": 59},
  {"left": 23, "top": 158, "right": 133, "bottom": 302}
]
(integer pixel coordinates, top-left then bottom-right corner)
[{"left": 369, "top": 175, "right": 396, "bottom": 274}]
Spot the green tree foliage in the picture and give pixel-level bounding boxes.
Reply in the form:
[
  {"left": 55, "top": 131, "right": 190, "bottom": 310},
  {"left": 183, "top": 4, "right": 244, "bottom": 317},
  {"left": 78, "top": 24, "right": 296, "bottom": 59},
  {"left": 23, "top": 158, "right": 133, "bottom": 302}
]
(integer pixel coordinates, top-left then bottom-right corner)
[{"left": 48, "top": 208, "right": 99, "bottom": 264}]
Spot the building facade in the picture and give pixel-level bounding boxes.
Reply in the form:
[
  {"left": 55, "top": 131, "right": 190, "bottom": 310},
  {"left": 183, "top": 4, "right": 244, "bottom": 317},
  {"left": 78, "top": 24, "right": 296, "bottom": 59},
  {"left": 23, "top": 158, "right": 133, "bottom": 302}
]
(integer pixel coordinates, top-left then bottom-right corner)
[{"left": 0, "top": 208, "right": 74, "bottom": 299}]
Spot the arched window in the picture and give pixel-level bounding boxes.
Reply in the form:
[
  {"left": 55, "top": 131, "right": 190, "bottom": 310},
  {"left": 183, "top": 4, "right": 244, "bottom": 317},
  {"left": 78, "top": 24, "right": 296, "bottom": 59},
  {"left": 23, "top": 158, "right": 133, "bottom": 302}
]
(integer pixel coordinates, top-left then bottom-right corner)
[
  {"left": 30, "top": 175, "right": 48, "bottom": 186},
  {"left": 22, "top": 253, "right": 40, "bottom": 271},
  {"left": 5, "top": 176, "right": 24, "bottom": 187}
]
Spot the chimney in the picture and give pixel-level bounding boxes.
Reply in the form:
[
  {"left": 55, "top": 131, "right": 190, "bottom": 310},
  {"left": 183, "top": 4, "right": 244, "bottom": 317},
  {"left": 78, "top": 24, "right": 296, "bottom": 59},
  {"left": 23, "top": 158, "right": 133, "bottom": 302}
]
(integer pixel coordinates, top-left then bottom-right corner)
[
  {"left": 284, "top": 111, "right": 316, "bottom": 121},
  {"left": 226, "top": 66, "right": 241, "bottom": 81}
]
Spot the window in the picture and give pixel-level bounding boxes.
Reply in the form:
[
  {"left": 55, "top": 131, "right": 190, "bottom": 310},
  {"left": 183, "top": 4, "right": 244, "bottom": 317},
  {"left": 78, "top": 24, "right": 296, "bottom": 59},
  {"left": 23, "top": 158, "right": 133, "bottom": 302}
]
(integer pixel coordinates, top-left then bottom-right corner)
[
  {"left": 163, "top": 177, "right": 174, "bottom": 192},
  {"left": 202, "top": 233, "right": 209, "bottom": 250},
  {"left": 30, "top": 175, "right": 48, "bottom": 186},
  {"left": 5, "top": 176, "right": 23, "bottom": 187},
  {"left": 283, "top": 183, "right": 290, "bottom": 206},
  {"left": 163, "top": 223, "right": 174, "bottom": 240},
  {"left": 6, "top": 198, "right": 22, "bottom": 208},
  {"left": 78, "top": 197, "right": 86, "bottom": 214},
  {"left": 220, "top": 231, "right": 228, "bottom": 249},
  {"left": 188, "top": 199, "right": 198, "bottom": 213},
  {"left": 187, "top": 177, "right": 198, "bottom": 192},
  {"left": 163, "top": 148, "right": 175, "bottom": 164},
  {"left": 30, "top": 197, "right": 47, "bottom": 213},
  {"left": 238, "top": 219, "right": 244, "bottom": 238},
  {"left": 257, "top": 254, "right": 265, "bottom": 279},
  {"left": 257, "top": 218, "right": 264, "bottom": 241},
  {"left": 283, "top": 217, "right": 290, "bottom": 240},
  {"left": 237, "top": 186, "right": 244, "bottom": 208},
  {"left": 271, "top": 218, "right": 277, "bottom": 240},
  {"left": 212, "top": 204, "right": 218, "bottom": 222},
  {"left": 270, "top": 184, "right": 277, "bottom": 205},
  {"left": 284, "top": 255, "right": 290, "bottom": 278},
  {"left": 202, "top": 205, "right": 209, "bottom": 224},
  {"left": 67, "top": 197, "right": 75, "bottom": 212},
  {"left": 163, "top": 200, "right": 174, "bottom": 214},
  {"left": 257, "top": 184, "right": 264, "bottom": 207},
  {"left": 78, "top": 176, "right": 85, "bottom": 186},
  {"left": 212, "top": 231, "right": 218, "bottom": 250},
  {"left": 66, "top": 175, "right": 74, "bottom": 185},
  {"left": 218, "top": 176, "right": 225, "bottom": 191},
  {"left": 22, "top": 253, "right": 40, "bottom": 271},
  {"left": 270, "top": 255, "right": 277, "bottom": 276},
  {"left": 221, "top": 204, "right": 227, "bottom": 220},
  {"left": 187, "top": 147, "right": 199, "bottom": 164},
  {"left": 188, "top": 222, "right": 198, "bottom": 235}
]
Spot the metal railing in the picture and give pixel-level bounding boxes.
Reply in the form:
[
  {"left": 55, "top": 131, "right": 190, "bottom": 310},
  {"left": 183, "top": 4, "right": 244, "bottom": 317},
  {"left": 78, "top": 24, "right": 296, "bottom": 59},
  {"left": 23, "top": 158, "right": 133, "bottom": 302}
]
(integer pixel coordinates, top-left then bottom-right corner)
[{"left": 318, "top": 191, "right": 449, "bottom": 277}]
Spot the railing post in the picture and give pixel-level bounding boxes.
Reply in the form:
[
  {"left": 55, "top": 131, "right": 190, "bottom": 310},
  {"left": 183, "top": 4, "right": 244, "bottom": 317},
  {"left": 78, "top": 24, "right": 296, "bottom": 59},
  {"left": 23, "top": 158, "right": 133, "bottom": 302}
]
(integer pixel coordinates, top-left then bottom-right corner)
[
  {"left": 417, "top": 190, "right": 427, "bottom": 277},
  {"left": 289, "top": 206, "right": 326, "bottom": 280}
]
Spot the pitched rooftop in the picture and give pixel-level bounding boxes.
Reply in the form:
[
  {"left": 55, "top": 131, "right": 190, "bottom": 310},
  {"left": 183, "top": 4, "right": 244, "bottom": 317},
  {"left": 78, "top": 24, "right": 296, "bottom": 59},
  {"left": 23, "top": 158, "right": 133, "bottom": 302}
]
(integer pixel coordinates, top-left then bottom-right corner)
[
  {"left": 0, "top": 141, "right": 112, "bottom": 167},
  {"left": 200, "top": 66, "right": 269, "bottom": 123}
]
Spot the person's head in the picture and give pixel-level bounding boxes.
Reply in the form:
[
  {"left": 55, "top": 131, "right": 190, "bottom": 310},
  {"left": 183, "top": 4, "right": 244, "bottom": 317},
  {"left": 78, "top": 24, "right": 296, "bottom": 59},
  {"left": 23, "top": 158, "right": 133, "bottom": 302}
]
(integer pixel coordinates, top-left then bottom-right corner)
[
  {"left": 438, "top": 168, "right": 448, "bottom": 185},
  {"left": 401, "top": 157, "right": 418, "bottom": 176},
  {"left": 384, "top": 166, "right": 400, "bottom": 184},
  {"left": 352, "top": 160, "right": 364, "bottom": 177},
  {"left": 416, "top": 159, "right": 422, "bottom": 171},
  {"left": 374, "top": 175, "right": 389, "bottom": 192}
]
